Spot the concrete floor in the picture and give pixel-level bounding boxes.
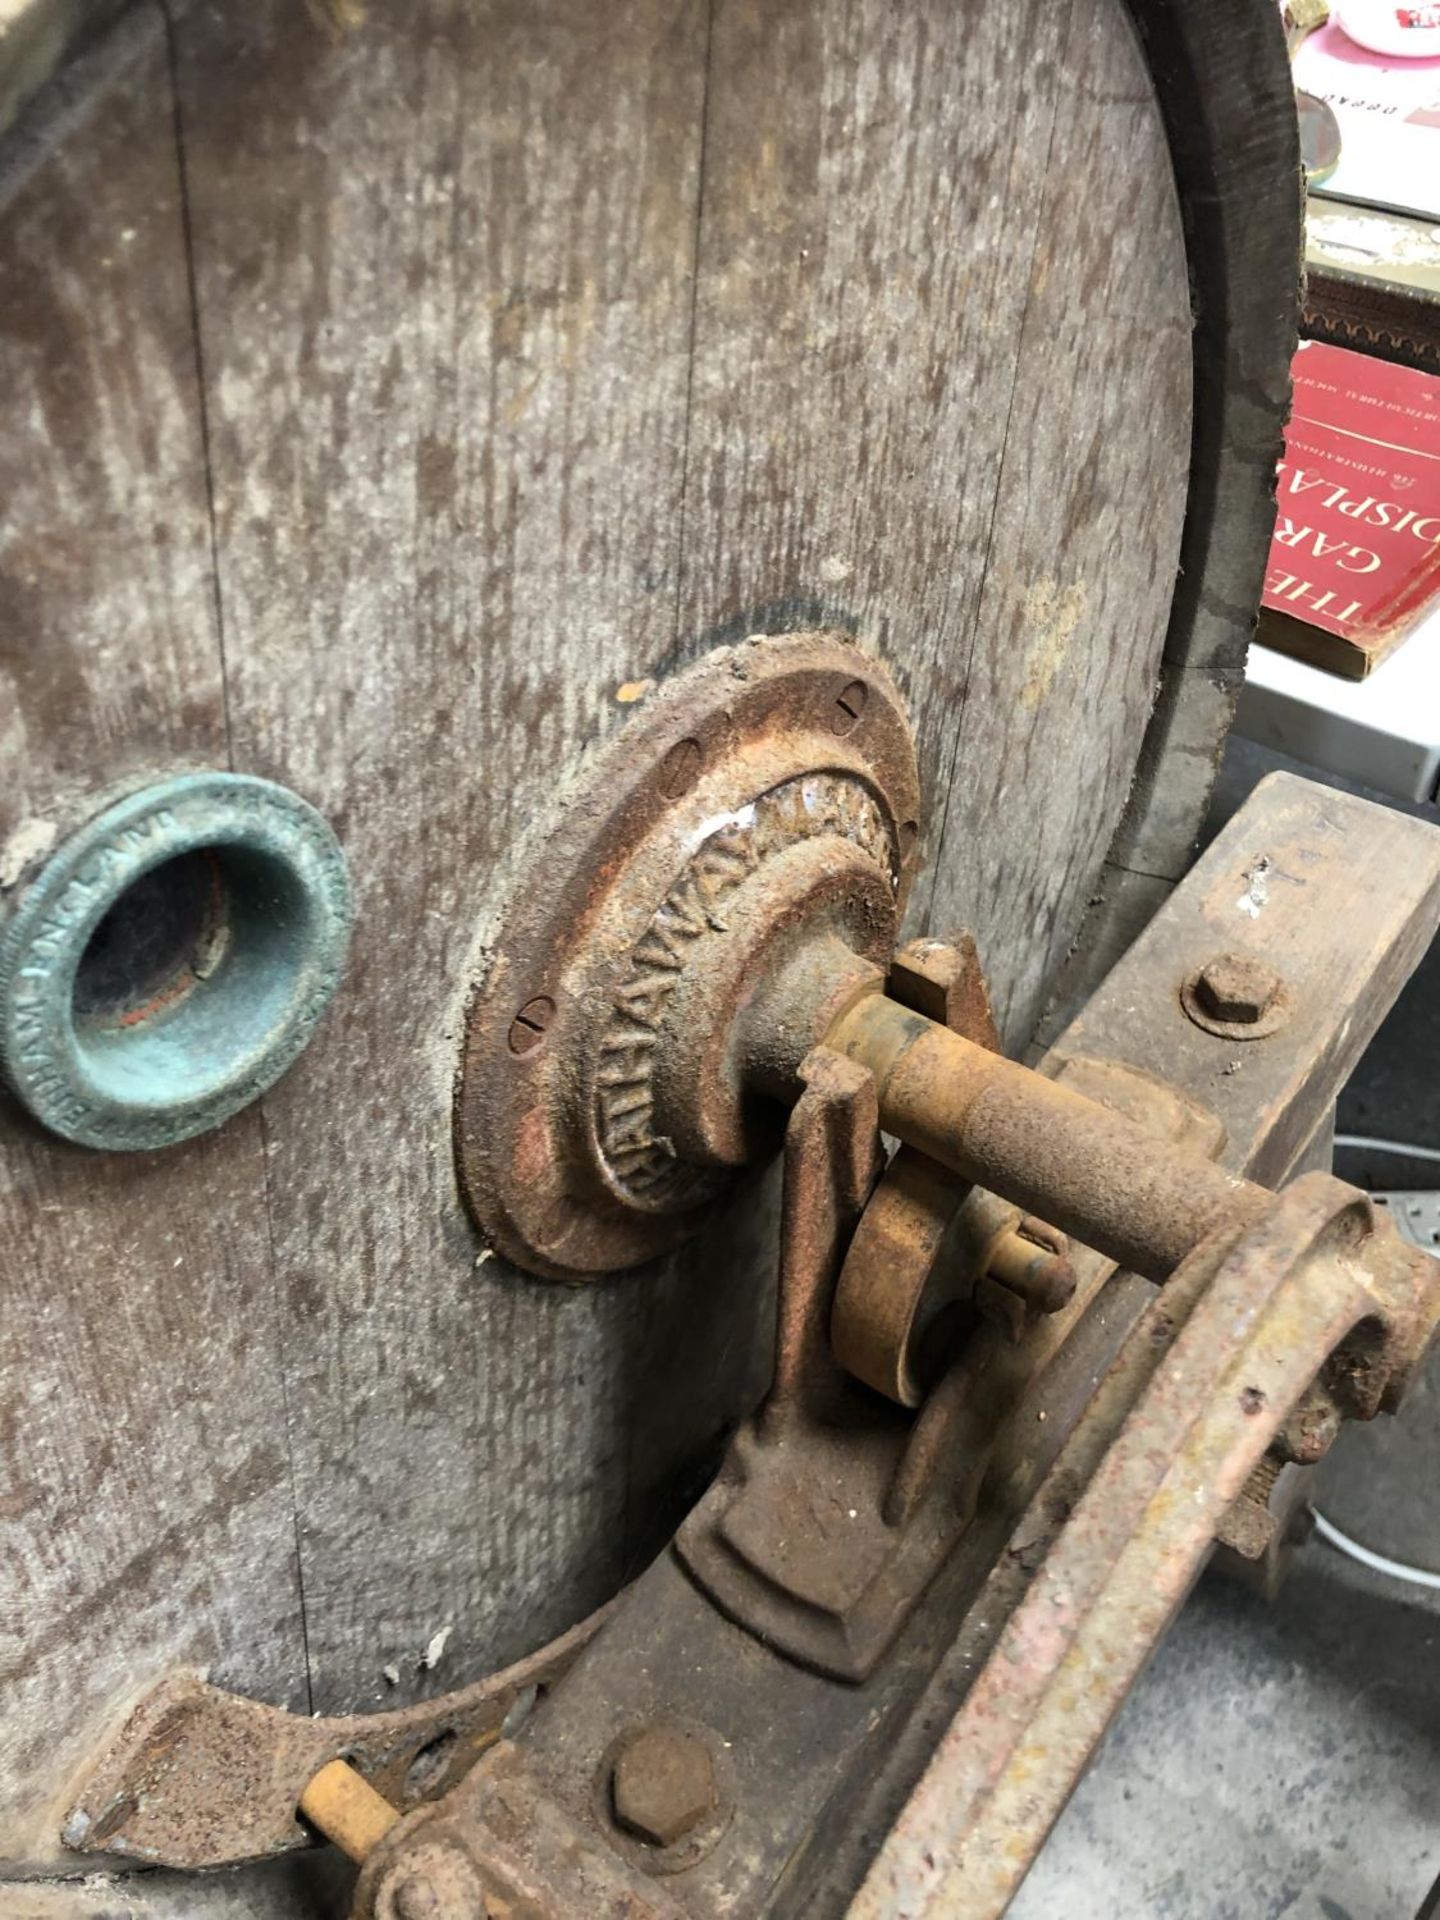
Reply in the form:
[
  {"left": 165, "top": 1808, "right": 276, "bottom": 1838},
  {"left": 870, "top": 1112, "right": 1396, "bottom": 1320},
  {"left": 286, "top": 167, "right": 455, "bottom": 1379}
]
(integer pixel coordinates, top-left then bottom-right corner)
[
  {"left": 1012, "top": 1467, "right": 1440, "bottom": 1920},
  {"left": 1013, "top": 736, "right": 1440, "bottom": 1920}
]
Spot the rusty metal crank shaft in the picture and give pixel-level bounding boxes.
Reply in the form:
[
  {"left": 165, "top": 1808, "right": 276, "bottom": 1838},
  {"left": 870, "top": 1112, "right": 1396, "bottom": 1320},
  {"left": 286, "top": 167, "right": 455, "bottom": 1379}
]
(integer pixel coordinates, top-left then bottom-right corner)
[{"left": 823, "top": 990, "right": 1268, "bottom": 1281}]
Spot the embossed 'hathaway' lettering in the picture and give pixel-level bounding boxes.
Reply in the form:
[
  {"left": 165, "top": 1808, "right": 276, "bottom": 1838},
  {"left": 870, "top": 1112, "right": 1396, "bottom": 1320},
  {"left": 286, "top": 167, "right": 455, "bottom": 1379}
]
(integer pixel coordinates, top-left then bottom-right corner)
[{"left": 593, "top": 772, "right": 895, "bottom": 1207}]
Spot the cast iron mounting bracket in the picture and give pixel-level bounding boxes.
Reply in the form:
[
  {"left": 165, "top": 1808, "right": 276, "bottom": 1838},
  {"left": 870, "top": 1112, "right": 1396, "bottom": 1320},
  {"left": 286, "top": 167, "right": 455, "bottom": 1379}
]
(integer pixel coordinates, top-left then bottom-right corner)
[{"left": 66, "top": 640, "right": 1440, "bottom": 1920}]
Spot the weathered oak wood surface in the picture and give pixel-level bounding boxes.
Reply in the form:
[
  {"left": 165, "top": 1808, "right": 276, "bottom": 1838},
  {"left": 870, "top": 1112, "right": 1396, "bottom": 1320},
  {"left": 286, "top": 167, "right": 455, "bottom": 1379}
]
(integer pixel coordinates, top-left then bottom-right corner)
[
  {"left": 0, "top": 0, "right": 1291, "bottom": 1902},
  {"left": 0, "top": 5, "right": 309, "bottom": 1869}
]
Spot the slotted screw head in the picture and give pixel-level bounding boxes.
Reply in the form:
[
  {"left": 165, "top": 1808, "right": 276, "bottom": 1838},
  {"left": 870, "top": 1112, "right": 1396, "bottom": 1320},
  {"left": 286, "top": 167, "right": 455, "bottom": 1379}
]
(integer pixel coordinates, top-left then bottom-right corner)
[
  {"left": 507, "top": 995, "right": 555, "bottom": 1055},
  {"left": 1193, "top": 952, "right": 1282, "bottom": 1026},
  {"left": 831, "top": 679, "right": 869, "bottom": 735},
  {"left": 610, "top": 1724, "right": 716, "bottom": 1847}
]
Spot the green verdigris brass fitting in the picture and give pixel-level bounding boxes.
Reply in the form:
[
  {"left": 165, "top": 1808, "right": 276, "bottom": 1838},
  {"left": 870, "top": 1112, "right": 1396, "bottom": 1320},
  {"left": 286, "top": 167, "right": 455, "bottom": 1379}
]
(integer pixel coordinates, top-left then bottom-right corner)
[{"left": 0, "top": 773, "right": 350, "bottom": 1150}]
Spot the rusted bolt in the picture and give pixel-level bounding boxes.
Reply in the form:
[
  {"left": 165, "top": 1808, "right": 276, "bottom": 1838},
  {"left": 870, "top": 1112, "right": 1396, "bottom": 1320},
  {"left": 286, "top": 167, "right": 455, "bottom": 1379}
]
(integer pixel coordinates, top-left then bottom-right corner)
[
  {"left": 506, "top": 996, "right": 555, "bottom": 1056},
  {"left": 610, "top": 1724, "right": 716, "bottom": 1847},
  {"left": 393, "top": 1878, "right": 441, "bottom": 1920},
  {"left": 659, "top": 736, "right": 704, "bottom": 798},
  {"left": 1273, "top": 1381, "right": 1345, "bottom": 1465},
  {"left": 1193, "top": 953, "right": 1283, "bottom": 1026},
  {"left": 831, "top": 679, "right": 869, "bottom": 735},
  {"left": 378, "top": 1852, "right": 491, "bottom": 1920}
]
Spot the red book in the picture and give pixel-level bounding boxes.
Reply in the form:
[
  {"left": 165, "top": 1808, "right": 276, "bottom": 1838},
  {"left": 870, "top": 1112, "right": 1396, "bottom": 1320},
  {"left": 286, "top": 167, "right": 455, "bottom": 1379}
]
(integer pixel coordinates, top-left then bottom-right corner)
[{"left": 1260, "top": 339, "right": 1440, "bottom": 678}]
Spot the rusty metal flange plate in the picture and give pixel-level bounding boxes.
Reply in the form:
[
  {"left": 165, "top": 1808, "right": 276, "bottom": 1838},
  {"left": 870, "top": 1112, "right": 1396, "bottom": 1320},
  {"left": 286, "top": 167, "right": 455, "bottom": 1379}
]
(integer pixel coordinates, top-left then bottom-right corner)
[
  {"left": 62, "top": 1603, "right": 612, "bottom": 1871},
  {"left": 454, "top": 633, "right": 921, "bottom": 1279}
]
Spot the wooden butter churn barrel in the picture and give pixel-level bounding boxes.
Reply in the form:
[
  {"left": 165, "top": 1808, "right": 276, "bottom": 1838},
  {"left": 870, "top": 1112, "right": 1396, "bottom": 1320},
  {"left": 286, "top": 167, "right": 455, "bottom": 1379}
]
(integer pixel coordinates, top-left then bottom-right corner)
[{"left": 0, "top": 1, "right": 1298, "bottom": 1911}]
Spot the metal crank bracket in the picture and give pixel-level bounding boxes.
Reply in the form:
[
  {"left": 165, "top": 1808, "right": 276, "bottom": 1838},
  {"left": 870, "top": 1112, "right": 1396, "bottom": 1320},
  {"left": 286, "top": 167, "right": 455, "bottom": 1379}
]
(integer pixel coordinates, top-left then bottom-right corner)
[
  {"left": 850, "top": 1169, "right": 1427, "bottom": 1918},
  {"left": 675, "top": 938, "right": 1076, "bottom": 1684},
  {"left": 64, "top": 767, "right": 1440, "bottom": 1920}
]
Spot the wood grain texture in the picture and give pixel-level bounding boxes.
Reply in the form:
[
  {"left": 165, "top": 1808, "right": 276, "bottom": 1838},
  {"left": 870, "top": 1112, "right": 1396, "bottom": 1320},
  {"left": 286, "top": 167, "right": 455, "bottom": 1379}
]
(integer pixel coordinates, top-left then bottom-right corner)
[
  {"left": 169, "top": 0, "right": 1189, "bottom": 1726},
  {"left": 673, "top": 0, "right": 1192, "bottom": 1046},
  {"left": 169, "top": 0, "right": 739, "bottom": 1714},
  {"left": 0, "top": 7, "right": 307, "bottom": 1868},
  {"left": 1035, "top": 0, "right": 1302, "bottom": 1041},
  {"left": 0, "top": 0, "right": 1227, "bottom": 1887},
  {"left": 1127, "top": 0, "right": 1300, "bottom": 682},
  {"left": 0, "top": 5, "right": 223, "bottom": 848},
  {"left": 921, "top": 0, "right": 1192, "bottom": 1038}
]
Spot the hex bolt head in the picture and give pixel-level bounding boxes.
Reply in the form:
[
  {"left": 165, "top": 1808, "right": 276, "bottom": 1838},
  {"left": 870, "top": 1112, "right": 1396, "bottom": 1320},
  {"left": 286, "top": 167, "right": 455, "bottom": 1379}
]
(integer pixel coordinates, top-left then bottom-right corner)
[
  {"left": 1193, "top": 952, "right": 1283, "bottom": 1026},
  {"left": 610, "top": 1724, "right": 717, "bottom": 1847},
  {"left": 1274, "top": 1382, "right": 1345, "bottom": 1465}
]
